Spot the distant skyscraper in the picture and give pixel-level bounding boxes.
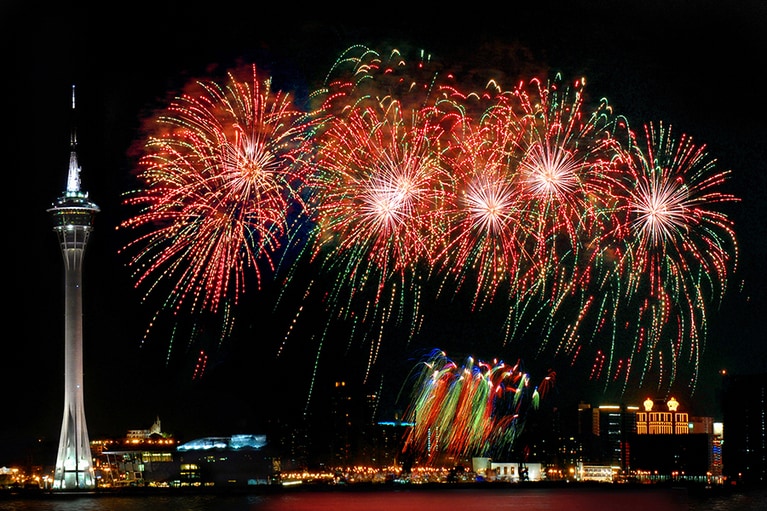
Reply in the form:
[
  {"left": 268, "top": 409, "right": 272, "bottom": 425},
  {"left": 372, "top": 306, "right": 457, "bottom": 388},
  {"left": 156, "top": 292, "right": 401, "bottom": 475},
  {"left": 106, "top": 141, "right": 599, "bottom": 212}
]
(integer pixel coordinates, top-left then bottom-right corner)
[
  {"left": 722, "top": 372, "right": 767, "bottom": 485},
  {"left": 47, "top": 85, "right": 99, "bottom": 490},
  {"left": 331, "top": 381, "right": 353, "bottom": 465},
  {"left": 577, "top": 402, "right": 638, "bottom": 471}
]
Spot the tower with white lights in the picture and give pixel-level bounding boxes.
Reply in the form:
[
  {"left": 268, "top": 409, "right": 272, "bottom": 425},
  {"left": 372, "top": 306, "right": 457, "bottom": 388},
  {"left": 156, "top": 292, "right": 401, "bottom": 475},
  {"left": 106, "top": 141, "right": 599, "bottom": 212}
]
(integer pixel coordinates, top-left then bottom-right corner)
[{"left": 47, "top": 85, "right": 99, "bottom": 490}]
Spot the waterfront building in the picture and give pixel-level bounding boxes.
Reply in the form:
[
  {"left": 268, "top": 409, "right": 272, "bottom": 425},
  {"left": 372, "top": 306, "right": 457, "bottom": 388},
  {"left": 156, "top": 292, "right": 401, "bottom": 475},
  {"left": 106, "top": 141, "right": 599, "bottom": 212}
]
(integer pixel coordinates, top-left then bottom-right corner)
[
  {"left": 573, "top": 397, "right": 717, "bottom": 481},
  {"left": 487, "top": 461, "right": 543, "bottom": 482},
  {"left": 93, "top": 429, "right": 277, "bottom": 488},
  {"left": 97, "top": 437, "right": 178, "bottom": 487},
  {"left": 627, "top": 397, "right": 718, "bottom": 482},
  {"left": 175, "top": 434, "right": 278, "bottom": 487},
  {"left": 47, "top": 86, "right": 99, "bottom": 491},
  {"left": 577, "top": 463, "right": 615, "bottom": 482},
  {"left": 712, "top": 422, "right": 723, "bottom": 479}
]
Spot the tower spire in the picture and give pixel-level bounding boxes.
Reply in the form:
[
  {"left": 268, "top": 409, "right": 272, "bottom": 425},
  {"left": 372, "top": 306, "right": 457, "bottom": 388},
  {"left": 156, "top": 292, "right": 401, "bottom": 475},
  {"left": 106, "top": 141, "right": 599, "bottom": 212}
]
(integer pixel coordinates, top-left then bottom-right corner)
[{"left": 66, "top": 84, "right": 81, "bottom": 194}]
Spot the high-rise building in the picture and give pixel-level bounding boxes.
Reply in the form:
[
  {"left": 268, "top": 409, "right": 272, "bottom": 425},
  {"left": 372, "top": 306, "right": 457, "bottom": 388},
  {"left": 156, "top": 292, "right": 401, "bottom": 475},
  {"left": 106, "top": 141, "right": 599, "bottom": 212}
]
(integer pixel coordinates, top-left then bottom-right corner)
[
  {"left": 577, "top": 403, "right": 637, "bottom": 471},
  {"left": 47, "top": 86, "right": 99, "bottom": 490},
  {"left": 722, "top": 372, "right": 767, "bottom": 485},
  {"left": 330, "top": 381, "right": 354, "bottom": 466}
]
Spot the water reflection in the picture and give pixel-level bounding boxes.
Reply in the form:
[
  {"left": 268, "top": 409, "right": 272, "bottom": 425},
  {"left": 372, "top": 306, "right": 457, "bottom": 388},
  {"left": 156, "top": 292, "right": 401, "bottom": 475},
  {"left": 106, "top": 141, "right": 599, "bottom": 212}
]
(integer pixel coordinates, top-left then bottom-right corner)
[{"left": 1, "top": 486, "right": 765, "bottom": 511}]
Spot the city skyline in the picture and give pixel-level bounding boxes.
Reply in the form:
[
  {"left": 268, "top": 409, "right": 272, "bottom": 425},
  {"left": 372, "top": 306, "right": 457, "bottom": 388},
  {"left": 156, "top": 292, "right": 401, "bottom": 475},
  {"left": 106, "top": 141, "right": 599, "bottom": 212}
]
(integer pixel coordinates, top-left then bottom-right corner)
[{"left": 4, "top": 2, "right": 766, "bottom": 466}]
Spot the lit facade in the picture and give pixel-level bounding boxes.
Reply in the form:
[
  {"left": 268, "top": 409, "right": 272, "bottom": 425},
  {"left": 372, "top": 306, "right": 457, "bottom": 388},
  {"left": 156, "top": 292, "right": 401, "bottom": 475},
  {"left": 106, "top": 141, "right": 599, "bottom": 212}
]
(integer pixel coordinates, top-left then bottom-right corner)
[
  {"left": 487, "top": 461, "right": 543, "bottom": 482},
  {"left": 635, "top": 397, "right": 689, "bottom": 435},
  {"left": 94, "top": 427, "right": 276, "bottom": 488},
  {"left": 126, "top": 416, "right": 164, "bottom": 440},
  {"left": 712, "top": 422, "right": 723, "bottom": 478}
]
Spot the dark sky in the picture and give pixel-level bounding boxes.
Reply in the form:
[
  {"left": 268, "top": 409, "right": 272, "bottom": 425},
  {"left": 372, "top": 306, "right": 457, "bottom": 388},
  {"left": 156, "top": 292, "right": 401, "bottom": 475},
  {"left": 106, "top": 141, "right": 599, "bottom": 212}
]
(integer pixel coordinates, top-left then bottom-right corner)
[{"left": 4, "top": 2, "right": 766, "bottom": 465}]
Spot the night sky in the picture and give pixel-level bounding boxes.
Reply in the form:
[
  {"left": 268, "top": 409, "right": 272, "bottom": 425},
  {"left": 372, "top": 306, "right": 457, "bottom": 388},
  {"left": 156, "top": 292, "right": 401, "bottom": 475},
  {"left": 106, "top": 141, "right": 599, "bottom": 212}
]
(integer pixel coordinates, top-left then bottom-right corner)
[{"left": 4, "top": 2, "right": 766, "bottom": 465}]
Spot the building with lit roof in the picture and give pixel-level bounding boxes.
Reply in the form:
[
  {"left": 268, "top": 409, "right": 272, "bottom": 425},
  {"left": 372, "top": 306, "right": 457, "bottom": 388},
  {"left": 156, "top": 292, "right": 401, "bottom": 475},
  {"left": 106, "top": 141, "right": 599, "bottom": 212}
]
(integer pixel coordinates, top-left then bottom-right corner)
[
  {"left": 635, "top": 397, "right": 689, "bottom": 435},
  {"left": 577, "top": 402, "right": 637, "bottom": 472}
]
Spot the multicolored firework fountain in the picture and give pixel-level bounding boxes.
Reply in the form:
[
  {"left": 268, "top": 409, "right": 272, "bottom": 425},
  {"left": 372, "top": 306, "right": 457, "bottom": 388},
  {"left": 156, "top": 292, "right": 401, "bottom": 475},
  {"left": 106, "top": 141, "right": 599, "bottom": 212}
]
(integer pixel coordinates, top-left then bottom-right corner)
[{"left": 400, "top": 349, "right": 556, "bottom": 464}]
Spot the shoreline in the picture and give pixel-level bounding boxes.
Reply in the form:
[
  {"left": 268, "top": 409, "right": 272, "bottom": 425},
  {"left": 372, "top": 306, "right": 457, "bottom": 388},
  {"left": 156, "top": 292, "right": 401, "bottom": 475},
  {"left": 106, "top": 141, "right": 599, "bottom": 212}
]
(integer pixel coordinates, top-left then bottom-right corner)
[{"left": 1, "top": 479, "right": 760, "bottom": 500}]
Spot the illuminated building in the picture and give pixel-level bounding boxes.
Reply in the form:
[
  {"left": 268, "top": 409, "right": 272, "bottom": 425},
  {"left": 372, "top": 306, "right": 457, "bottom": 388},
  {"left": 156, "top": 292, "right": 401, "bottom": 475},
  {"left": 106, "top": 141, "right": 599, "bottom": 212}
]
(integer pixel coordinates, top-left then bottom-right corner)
[
  {"left": 577, "top": 464, "right": 615, "bottom": 482},
  {"left": 574, "top": 398, "right": 719, "bottom": 481},
  {"left": 635, "top": 397, "right": 689, "bottom": 434},
  {"left": 94, "top": 423, "right": 277, "bottom": 488},
  {"left": 486, "top": 461, "right": 544, "bottom": 482},
  {"left": 97, "top": 437, "right": 178, "bottom": 487},
  {"left": 632, "top": 397, "right": 716, "bottom": 481},
  {"left": 126, "top": 416, "right": 163, "bottom": 440},
  {"left": 175, "top": 434, "right": 277, "bottom": 487},
  {"left": 47, "top": 86, "right": 99, "bottom": 491},
  {"left": 712, "top": 422, "right": 723, "bottom": 478}
]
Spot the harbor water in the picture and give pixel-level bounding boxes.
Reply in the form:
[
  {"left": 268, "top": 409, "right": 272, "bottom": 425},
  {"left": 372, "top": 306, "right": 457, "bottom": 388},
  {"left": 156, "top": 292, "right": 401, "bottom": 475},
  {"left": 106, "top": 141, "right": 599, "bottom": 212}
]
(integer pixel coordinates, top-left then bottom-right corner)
[{"left": 1, "top": 485, "right": 766, "bottom": 511}]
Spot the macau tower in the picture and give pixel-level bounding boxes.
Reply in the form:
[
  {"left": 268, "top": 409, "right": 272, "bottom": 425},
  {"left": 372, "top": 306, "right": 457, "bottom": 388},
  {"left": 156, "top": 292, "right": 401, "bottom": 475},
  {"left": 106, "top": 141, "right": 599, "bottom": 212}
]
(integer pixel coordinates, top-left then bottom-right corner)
[{"left": 47, "top": 85, "right": 99, "bottom": 490}]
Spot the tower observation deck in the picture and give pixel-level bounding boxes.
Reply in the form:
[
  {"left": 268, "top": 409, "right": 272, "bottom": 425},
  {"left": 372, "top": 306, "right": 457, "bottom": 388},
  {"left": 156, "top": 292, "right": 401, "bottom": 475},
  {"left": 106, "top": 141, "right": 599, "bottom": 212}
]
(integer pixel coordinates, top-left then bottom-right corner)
[{"left": 47, "top": 85, "right": 99, "bottom": 491}]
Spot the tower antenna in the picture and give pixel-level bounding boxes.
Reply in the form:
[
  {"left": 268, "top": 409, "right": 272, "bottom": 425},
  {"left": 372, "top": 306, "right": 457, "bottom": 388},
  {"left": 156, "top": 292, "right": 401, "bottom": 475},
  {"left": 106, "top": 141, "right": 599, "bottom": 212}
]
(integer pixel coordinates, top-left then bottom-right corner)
[{"left": 66, "top": 84, "right": 81, "bottom": 194}]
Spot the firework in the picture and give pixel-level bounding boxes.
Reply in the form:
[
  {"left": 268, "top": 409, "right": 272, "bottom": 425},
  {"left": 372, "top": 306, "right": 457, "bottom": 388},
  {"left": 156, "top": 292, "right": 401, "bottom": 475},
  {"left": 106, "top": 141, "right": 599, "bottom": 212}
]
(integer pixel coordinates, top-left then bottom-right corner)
[
  {"left": 606, "top": 121, "right": 740, "bottom": 389},
  {"left": 308, "top": 101, "right": 451, "bottom": 299},
  {"left": 434, "top": 88, "right": 532, "bottom": 309},
  {"left": 502, "top": 76, "right": 628, "bottom": 318},
  {"left": 306, "top": 45, "right": 461, "bottom": 278},
  {"left": 277, "top": 46, "right": 462, "bottom": 383},
  {"left": 435, "top": 75, "right": 634, "bottom": 361},
  {"left": 120, "top": 64, "right": 314, "bottom": 316}
]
